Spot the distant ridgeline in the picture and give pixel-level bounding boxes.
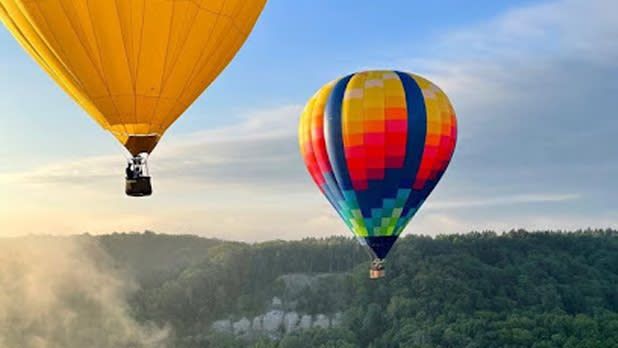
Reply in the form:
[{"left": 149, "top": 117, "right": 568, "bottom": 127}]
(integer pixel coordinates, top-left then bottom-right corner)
[{"left": 8, "top": 229, "right": 617, "bottom": 348}]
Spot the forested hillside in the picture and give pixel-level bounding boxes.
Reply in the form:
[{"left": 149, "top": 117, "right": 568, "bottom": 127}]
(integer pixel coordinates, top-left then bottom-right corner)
[
  {"left": 94, "top": 230, "right": 618, "bottom": 348},
  {"left": 1, "top": 230, "right": 616, "bottom": 348}
]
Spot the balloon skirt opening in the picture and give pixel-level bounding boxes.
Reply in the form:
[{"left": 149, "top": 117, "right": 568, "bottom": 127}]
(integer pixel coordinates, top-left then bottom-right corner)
[
  {"left": 364, "top": 236, "right": 398, "bottom": 259},
  {"left": 124, "top": 135, "right": 160, "bottom": 156},
  {"left": 126, "top": 176, "right": 152, "bottom": 197}
]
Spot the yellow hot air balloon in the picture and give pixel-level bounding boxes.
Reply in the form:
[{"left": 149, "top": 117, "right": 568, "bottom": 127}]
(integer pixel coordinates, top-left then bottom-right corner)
[{"left": 0, "top": 0, "right": 266, "bottom": 196}]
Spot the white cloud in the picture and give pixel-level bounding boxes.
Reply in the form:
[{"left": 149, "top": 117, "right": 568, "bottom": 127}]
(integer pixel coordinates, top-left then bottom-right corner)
[
  {"left": 434, "top": 0, "right": 618, "bottom": 64},
  {"left": 2, "top": 104, "right": 307, "bottom": 191},
  {"left": 408, "top": 210, "right": 618, "bottom": 237},
  {"left": 426, "top": 193, "right": 579, "bottom": 210},
  {"left": 405, "top": 0, "right": 618, "bottom": 124}
]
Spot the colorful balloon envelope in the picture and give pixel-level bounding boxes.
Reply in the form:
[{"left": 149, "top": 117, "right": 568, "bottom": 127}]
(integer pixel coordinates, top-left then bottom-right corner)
[
  {"left": 0, "top": 0, "right": 266, "bottom": 196},
  {"left": 299, "top": 70, "right": 457, "bottom": 277}
]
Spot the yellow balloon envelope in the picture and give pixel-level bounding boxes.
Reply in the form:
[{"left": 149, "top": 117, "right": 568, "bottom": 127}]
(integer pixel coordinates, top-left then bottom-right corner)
[{"left": 0, "top": 0, "right": 266, "bottom": 155}]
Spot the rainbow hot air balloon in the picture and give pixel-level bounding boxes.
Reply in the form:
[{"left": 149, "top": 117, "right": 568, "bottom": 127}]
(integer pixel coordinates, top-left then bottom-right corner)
[
  {"left": 0, "top": 0, "right": 266, "bottom": 196},
  {"left": 299, "top": 70, "right": 457, "bottom": 278}
]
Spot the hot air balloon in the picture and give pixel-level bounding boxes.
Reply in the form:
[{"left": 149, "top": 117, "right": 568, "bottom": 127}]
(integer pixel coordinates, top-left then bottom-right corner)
[
  {"left": 299, "top": 70, "right": 457, "bottom": 278},
  {"left": 0, "top": 0, "right": 266, "bottom": 196}
]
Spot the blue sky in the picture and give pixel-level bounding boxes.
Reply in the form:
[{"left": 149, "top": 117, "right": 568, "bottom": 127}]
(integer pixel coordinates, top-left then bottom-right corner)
[
  {"left": 0, "top": 0, "right": 536, "bottom": 166},
  {"left": 0, "top": 0, "right": 616, "bottom": 239}
]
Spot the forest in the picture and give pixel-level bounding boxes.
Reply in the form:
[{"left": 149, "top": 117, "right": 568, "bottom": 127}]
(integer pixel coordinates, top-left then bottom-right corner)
[
  {"left": 96, "top": 229, "right": 618, "bottom": 348},
  {"left": 1, "top": 230, "right": 617, "bottom": 348}
]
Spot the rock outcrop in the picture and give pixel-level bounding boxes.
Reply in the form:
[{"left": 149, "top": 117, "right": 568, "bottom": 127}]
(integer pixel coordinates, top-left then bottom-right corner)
[
  {"left": 233, "top": 317, "right": 251, "bottom": 336},
  {"left": 212, "top": 278, "right": 346, "bottom": 340},
  {"left": 313, "top": 314, "right": 330, "bottom": 329},
  {"left": 212, "top": 296, "right": 342, "bottom": 339},
  {"left": 213, "top": 311, "right": 342, "bottom": 338},
  {"left": 283, "top": 312, "right": 299, "bottom": 333},
  {"left": 262, "top": 310, "right": 284, "bottom": 333},
  {"left": 212, "top": 319, "right": 232, "bottom": 334}
]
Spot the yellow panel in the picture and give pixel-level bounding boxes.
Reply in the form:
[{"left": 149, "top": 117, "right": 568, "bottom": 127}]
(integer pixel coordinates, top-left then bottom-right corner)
[
  {"left": 0, "top": 0, "right": 267, "bottom": 154},
  {"left": 342, "top": 73, "right": 367, "bottom": 137},
  {"left": 299, "top": 94, "right": 317, "bottom": 153}
]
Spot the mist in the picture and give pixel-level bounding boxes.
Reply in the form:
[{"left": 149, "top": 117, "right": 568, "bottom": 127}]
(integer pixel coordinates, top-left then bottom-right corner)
[{"left": 0, "top": 236, "right": 169, "bottom": 348}]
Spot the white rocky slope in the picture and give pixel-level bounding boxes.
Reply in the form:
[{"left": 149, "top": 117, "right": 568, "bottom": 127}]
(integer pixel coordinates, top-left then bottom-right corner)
[
  {"left": 212, "top": 273, "right": 347, "bottom": 339},
  {"left": 212, "top": 304, "right": 342, "bottom": 339}
]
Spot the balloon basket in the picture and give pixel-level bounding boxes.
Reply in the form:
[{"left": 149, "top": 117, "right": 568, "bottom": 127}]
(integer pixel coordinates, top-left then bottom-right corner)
[
  {"left": 369, "top": 268, "right": 385, "bottom": 279},
  {"left": 126, "top": 176, "right": 152, "bottom": 197},
  {"left": 125, "top": 154, "right": 152, "bottom": 197},
  {"left": 369, "top": 259, "right": 385, "bottom": 279}
]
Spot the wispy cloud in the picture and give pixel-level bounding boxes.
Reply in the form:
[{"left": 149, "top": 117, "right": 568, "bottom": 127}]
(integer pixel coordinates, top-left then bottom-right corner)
[
  {"left": 403, "top": 0, "right": 618, "bottom": 217},
  {"left": 0, "top": 104, "right": 321, "bottom": 239},
  {"left": 440, "top": 0, "right": 618, "bottom": 65},
  {"left": 427, "top": 193, "right": 580, "bottom": 210},
  {"left": 2, "top": 104, "right": 307, "bottom": 192},
  {"left": 410, "top": 210, "right": 618, "bottom": 237},
  {"left": 410, "top": 0, "right": 618, "bottom": 120}
]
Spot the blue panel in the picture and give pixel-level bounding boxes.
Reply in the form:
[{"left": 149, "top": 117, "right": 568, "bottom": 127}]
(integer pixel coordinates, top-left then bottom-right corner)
[
  {"left": 322, "top": 171, "right": 345, "bottom": 204},
  {"left": 396, "top": 71, "right": 427, "bottom": 189},
  {"left": 324, "top": 74, "right": 354, "bottom": 194},
  {"left": 318, "top": 180, "right": 345, "bottom": 222},
  {"left": 396, "top": 72, "right": 429, "bottom": 221}
]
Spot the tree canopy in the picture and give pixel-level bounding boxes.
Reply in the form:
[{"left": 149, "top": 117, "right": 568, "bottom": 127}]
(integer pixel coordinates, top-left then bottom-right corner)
[{"left": 89, "top": 229, "right": 617, "bottom": 348}]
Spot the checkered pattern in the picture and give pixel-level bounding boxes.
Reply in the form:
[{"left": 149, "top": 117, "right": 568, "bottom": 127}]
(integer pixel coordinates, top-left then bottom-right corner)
[
  {"left": 299, "top": 70, "right": 457, "bottom": 248},
  {"left": 341, "top": 71, "right": 408, "bottom": 191}
]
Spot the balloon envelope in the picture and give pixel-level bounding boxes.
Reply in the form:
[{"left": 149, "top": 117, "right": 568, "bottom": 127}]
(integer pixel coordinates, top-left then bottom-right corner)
[
  {"left": 299, "top": 70, "right": 457, "bottom": 259},
  {"left": 0, "top": 0, "right": 266, "bottom": 155}
]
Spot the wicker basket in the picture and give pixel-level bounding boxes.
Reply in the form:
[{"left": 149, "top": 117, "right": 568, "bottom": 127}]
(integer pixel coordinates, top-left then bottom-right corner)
[{"left": 125, "top": 176, "right": 152, "bottom": 197}]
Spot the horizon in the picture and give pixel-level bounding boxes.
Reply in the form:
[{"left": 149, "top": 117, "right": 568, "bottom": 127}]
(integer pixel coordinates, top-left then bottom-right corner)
[
  {"left": 1, "top": 0, "right": 617, "bottom": 241},
  {"left": 4, "top": 227, "right": 617, "bottom": 244}
]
